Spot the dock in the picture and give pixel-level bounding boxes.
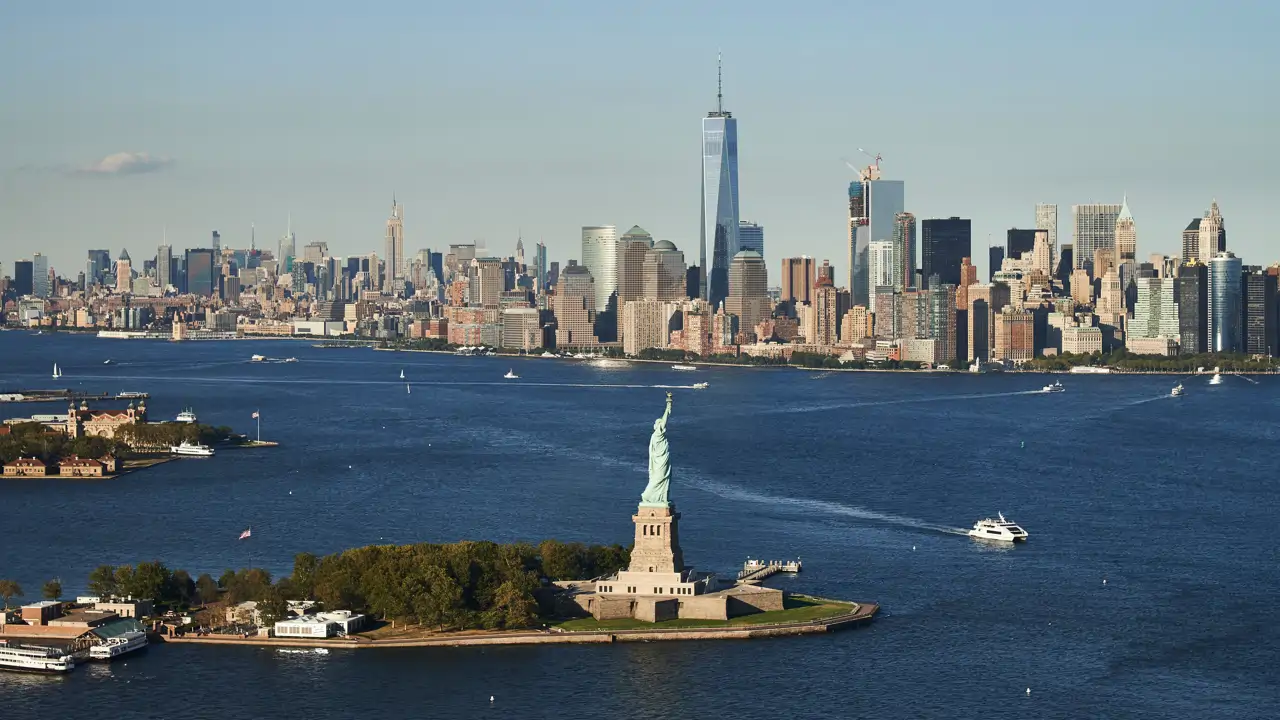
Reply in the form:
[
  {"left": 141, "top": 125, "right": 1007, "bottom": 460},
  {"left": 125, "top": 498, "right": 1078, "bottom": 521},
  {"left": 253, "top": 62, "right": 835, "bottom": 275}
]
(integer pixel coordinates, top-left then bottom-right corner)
[
  {"left": 0, "top": 390, "right": 150, "bottom": 404},
  {"left": 737, "top": 558, "right": 803, "bottom": 584}
]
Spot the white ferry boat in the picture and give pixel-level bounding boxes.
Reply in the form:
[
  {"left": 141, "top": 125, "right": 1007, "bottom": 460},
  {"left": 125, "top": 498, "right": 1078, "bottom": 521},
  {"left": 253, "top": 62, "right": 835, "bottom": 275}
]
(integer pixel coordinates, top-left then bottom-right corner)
[
  {"left": 170, "top": 440, "right": 215, "bottom": 457},
  {"left": 671, "top": 364, "right": 697, "bottom": 371},
  {"left": 1042, "top": 380, "right": 1065, "bottom": 393},
  {"left": 968, "top": 513, "right": 1029, "bottom": 542},
  {"left": 504, "top": 369, "right": 520, "bottom": 379},
  {"left": 118, "top": 391, "right": 146, "bottom": 398},
  {"left": 88, "top": 630, "right": 148, "bottom": 661},
  {"left": 0, "top": 641, "right": 76, "bottom": 674},
  {"left": 1069, "top": 366, "right": 1111, "bottom": 374},
  {"left": 1171, "top": 383, "right": 1184, "bottom": 397},
  {"left": 176, "top": 407, "right": 198, "bottom": 423}
]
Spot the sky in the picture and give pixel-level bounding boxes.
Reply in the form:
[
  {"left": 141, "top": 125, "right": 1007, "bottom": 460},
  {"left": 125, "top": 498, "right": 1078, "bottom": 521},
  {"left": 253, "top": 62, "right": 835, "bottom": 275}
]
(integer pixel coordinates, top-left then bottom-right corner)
[{"left": 2, "top": 0, "right": 1278, "bottom": 281}]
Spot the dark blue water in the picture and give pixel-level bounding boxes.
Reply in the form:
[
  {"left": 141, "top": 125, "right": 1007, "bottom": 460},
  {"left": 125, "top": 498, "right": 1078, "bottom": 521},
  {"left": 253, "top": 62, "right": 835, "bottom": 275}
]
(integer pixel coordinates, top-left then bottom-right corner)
[{"left": 2, "top": 333, "right": 1278, "bottom": 719}]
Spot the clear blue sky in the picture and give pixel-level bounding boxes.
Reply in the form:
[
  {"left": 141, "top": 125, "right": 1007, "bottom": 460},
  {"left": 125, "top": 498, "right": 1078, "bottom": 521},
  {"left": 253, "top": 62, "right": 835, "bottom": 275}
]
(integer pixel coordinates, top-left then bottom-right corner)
[{"left": 2, "top": 0, "right": 1277, "bottom": 279}]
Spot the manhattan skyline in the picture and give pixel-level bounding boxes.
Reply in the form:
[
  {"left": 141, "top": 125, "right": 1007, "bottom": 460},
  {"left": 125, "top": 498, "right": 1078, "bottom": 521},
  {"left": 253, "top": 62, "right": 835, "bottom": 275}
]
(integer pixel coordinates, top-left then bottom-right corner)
[{"left": 2, "top": 2, "right": 1277, "bottom": 275}]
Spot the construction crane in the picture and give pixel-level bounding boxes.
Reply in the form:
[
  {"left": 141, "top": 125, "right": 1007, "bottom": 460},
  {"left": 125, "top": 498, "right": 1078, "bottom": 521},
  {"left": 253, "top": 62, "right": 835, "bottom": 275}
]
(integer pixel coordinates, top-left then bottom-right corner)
[{"left": 843, "top": 148, "right": 884, "bottom": 182}]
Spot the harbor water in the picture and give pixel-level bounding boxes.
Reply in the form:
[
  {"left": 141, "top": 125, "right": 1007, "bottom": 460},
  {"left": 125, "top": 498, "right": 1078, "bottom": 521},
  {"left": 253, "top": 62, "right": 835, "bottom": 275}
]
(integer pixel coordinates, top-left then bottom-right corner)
[{"left": 1, "top": 333, "right": 1278, "bottom": 719}]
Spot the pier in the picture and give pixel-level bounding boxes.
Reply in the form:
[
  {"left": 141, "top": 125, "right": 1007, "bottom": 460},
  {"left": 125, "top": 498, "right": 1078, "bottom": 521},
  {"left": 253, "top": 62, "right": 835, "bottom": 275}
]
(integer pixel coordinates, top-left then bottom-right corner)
[
  {"left": 737, "top": 558, "right": 803, "bottom": 584},
  {"left": 0, "top": 390, "right": 150, "bottom": 404}
]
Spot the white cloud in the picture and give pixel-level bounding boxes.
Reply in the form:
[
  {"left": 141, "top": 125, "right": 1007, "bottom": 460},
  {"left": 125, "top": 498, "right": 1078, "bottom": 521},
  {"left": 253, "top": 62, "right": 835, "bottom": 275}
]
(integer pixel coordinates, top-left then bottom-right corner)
[{"left": 80, "top": 151, "right": 173, "bottom": 175}]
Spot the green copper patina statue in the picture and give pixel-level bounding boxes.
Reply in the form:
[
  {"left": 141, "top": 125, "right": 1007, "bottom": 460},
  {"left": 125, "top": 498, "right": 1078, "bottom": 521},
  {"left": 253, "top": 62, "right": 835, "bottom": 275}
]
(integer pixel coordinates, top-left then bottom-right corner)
[{"left": 639, "top": 392, "right": 673, "bottom": 507}]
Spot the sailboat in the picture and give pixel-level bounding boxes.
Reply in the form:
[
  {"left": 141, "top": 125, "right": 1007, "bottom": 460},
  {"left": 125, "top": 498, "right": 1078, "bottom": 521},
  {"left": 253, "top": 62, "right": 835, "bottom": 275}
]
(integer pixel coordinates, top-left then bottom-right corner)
[
  {"left": 52, "top": 363, "right": 62, "bottom": 379},
  {"left": 399, "top": 369, "right": 405, "bottom": 380},
  {"left": 406, "top": 383, "right": 411, "bottom": 395}
]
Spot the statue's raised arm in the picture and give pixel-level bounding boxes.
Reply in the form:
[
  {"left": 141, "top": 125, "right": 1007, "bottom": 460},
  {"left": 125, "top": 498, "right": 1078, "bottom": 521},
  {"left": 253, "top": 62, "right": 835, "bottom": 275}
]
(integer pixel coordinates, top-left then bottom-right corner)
[{"left": 639, "top": 393, "right": 674, "bottom": 507}]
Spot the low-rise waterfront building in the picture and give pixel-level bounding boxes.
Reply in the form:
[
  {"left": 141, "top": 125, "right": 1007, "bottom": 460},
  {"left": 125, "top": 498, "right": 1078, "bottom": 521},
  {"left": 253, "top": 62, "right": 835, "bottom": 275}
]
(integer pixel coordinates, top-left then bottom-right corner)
[
  {"left": 273, "top": 611, "right": 367, "bottom": 638},
  {"left": 3, "top": 457, "right": 47, "bottom": 477}
]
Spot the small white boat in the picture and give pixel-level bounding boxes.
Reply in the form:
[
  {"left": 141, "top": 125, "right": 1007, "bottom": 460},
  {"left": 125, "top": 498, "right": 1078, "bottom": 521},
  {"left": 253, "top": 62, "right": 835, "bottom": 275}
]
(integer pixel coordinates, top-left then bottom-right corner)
[
  {"left": 103, "top": 359, "right": 113, "bottom": 365},
  {"left": 1171, "top": 383, "right": 1184, "bottom": 397},
  {"left": 170, "top": 440, "right": 215, "bottom": 457},
  {"left": 283, "top": 357, "right": 298, "bottom": 363},
  {"left": 968, "top": 512, "right": 1028, "bottom": 542},
  {"left": 52, "top": 363, "right": 62, "bottom": 379},
  {"left": 399, "top": 369, "right": 405, "bottom": 379},
  {"left": 541, "top": 352, "right": 556, "bottom": 358},
  {"left": 692, "top": 382, "right": 709, "bottom": 390},
  {"left": 1209, "top": 373, "right": 1222, "bottom": 386},
  {"left": 406, "top": 383, "right": 411, "bottom": 394},
  {"left": 504, "top": 369, "right": 519, "bottom": 379},
  {"left": 313, "top": 648, "right": 329, "bottom": 655},
  {"left": 251, "top": 355, "right": 266, "bottom": 362},
  {"left": 1042, "top": 380, "right": 1065, "bottom": 393},
  {"left": 176, "top": 407, "right": 198, "bottom": 423},
  {"left": 671, "top": 364, "right": 697, "bottom": 371}
]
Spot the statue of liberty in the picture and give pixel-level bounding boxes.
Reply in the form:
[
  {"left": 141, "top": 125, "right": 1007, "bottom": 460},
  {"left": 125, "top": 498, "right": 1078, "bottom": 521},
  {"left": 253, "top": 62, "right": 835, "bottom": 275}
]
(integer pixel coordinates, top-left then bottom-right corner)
[{"left": 639, "top": 393, "right": 673, "bottom": 507}]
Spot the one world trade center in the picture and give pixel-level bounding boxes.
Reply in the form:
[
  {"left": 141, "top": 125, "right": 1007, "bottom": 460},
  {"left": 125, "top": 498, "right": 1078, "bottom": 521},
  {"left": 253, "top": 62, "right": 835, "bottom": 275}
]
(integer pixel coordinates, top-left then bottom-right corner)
[{"left": 701, "top": 55, "right": 739, "bottom": 309}]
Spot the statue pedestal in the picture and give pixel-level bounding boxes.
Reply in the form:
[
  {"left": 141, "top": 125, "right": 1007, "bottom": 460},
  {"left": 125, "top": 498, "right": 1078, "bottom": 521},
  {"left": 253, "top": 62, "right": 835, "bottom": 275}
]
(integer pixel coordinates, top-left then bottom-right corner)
[{"left": 628, "top": 504, "right": 684, "bottom": 574}]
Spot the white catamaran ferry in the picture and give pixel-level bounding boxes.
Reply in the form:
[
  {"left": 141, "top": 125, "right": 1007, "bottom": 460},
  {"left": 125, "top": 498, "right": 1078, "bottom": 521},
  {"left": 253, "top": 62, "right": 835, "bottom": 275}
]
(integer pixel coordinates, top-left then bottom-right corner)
[
  {"left": 0, "top": 641, "right": 76, "bottom": 674},
  {"left": 170, "top": 440, "right": 215, "bottom": 457}
]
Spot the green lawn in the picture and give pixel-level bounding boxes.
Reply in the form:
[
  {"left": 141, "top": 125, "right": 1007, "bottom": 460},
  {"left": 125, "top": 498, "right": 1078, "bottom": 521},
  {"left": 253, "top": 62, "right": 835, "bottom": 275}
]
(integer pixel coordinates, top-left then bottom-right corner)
[{"left": 552, "top": 595, "right": 856, "bottom": 632}]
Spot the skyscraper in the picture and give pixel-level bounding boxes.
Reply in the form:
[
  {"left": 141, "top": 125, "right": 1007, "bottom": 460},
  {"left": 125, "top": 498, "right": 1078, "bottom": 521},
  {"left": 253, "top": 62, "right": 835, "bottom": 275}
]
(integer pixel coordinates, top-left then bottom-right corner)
[
  {"left": 1175, "top": 262, "right": 1208, "bottom": 354},
  {"left": 988, "top": 246, "right": 1005, "bottom": 282},
  {"left": 702, "top": 56, "right": 740, "bottom": 309},
  {"left": 868, "top": 240, "right": 896, "bottom": 313},
  {"left": 384, "top": 199, "right": 404, "bottom": 294},
  {"left": 892, "top": 212, "right": 917, "bottom": 291},
  {"left": 1131, "top": 277, "right": 1179, "bottom": 339},
  {"left": 553, "top": 261, "right": 598, "bottom": 347},
  {"left": 158, "top": 244, "right": 172, "bottom": 291},
  {"left": 1241, "top": 268, "right": 1277, "bottom": 356},
  {"left": 1034, "top": 203, "right": 1059, "bottom": 262},
  {"left": 86, "top": 249, "right": 110, "bottom": 287},
  {"left": 642, "top": 241, "right": 687, "bottom": 302},
  {"left": 116, "top": 249, "right": 132, "bottom": 292},
  {"left": 13, "top": 260, "right": 33, "bottom": 296},
  {"left": 616, "top": 231, "right": 654, "bottom": 308},
  {"left": 31, "top": 253, "right": 49, "bottom": 298},
  {"left": 1181, "top": 218, "right": 1202, "bottom": 262},
  {"left": 534, "top": 242, "right": 548, "bottom": 292},
  {"left": 920, "top": 217, "right": 971, "bottom": 289},
  {"left": 1006, "top": 229, "right": 1038, "bottom": 261},
  {"left": 1208, "top": 251, "right": 1243, "bottom": 352},
  {"left": 1197, "top": 200, "right": 1226, "bottom": 263},
  {"left": 1072, "top": 203, "right": 1122, "bottom": 273},
  {"left": 1114, "top": 197, "right": 1136, "bottom": 263},
  {"left": 738, "top": 221, "right": 764, "bottom": 256},
  {"left": 780, "top": 257, "right": 816, "bottom": 306},
  {"left": 580, "top": 226, "right": 619, "bottom": 312},
  {"left": 811, "top": 276, "right": 838, "bottom": 346},
  {"left": 474, "top": 258, "right": 504, "bottom": 307},
  {"left": 211, "top": 230, "right": 221, "bottom": 256},
  {"left": 724, "top": 250, "right": 769, "bottom": 340},
  {"left": 185, "top": 248, "right": 217, "bottom": 298},
  {"left": 847, "top": 162, "right": 905, "bottom": 307},
  {"left": 279, "top": 219, "right": 296, "bottom": 273}
]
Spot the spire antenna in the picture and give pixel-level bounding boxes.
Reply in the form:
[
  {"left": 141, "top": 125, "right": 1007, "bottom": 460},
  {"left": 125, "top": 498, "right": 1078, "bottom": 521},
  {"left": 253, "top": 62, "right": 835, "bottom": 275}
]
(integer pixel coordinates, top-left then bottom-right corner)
[{"left": 717, "top": 51, "right": 723, "bottom": 114}]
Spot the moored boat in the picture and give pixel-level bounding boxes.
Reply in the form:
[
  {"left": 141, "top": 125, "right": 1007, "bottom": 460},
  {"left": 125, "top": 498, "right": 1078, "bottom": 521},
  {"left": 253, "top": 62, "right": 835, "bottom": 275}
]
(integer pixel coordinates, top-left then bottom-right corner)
[
  {"left": 671, "top": 364, "right": 697, "bottom": 371},
  {"left": 0, "top": 641, "right": 76, "bottom": 674}
]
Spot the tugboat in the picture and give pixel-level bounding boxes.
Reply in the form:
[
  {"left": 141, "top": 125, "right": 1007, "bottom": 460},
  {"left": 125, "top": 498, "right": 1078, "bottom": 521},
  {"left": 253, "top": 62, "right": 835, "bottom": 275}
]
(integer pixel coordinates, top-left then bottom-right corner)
[{"left": 967, "top": 512, "right": 1029, "bottom": 542}]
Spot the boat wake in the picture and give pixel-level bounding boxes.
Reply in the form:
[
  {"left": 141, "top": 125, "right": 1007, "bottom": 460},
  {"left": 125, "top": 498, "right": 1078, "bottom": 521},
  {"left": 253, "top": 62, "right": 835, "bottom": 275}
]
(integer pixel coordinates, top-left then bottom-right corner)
[
  {"left": 755, "top": 388, "right": 1047, "bottom": 417},
  {"left": 685, "top": 475, "right": 971, "bottom": 536}
]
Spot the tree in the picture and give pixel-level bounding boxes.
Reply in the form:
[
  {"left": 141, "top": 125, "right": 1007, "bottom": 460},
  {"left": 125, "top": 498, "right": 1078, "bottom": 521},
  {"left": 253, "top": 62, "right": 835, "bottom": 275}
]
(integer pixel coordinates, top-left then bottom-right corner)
[
  {"left": 171, "top": 570, "right": 195, "bottom": 606},
  {"left": 290, "top": 552, "right": 319, "bottom": 599},
  {"left": 122, "top": 561, "right": 171, "bottom": 601},
  {"left": 257, "top": 588, "right": 289, "bottom": 627},
  {"left": 87, "top": 565, "right": 118, "bottom": 599},
  {"left": 483, "top": 578, "right": 538, "bottom": 629},
  {"left": 195, "top": 574, "right": 220, "bottom": 606},
  {"left": 42, "top": 579, "right": 62, "bottom": 601},
  {"left": 0, "top": 579, "right": 24, "bottom": 608}
]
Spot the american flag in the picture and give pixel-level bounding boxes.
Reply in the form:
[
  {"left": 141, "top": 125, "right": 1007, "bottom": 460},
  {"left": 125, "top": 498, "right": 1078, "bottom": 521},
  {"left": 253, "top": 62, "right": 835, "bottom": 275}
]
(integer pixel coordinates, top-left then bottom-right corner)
[
  {"left": 238, "top": 528, "right": 252, "bottom": 540},
  {"left": 251, "top": 411, "right": 260, "bottom": 419}
]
